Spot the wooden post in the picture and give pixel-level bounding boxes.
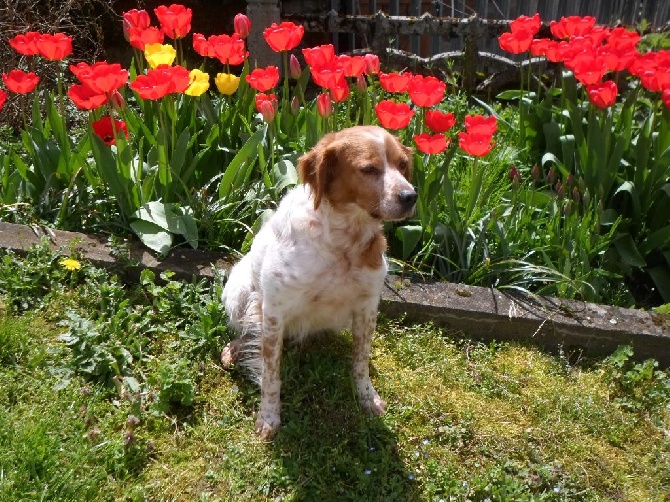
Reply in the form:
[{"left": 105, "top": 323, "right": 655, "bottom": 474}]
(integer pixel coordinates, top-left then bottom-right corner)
[
  {"left": 247, "top": 0, "right": 281, "bottom": 68},
  {"left": 462, "top": 15, "right": 479, "bottom": 93}
]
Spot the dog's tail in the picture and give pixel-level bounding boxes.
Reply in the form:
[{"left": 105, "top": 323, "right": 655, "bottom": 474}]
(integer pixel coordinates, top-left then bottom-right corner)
[{"left": 222, "top": 261, "right": 263, "bottom": 383}]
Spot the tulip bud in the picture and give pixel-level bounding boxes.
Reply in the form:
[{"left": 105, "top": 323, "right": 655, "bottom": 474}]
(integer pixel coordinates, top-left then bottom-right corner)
[
  {"left": 547, "top": 166, "right": 555, "bottom": 185},
  {"left": 364, "top": 53, "right": 380, "bottom": 74},
  {"left": 531, "top": 163, "right": 541, "bottom": 182},
  {"left": 564, "top": 200, "right": 573, "bottom": 216},
  {"left": 317, "top": 92, "right": 333, "bottom": 118},
  {"left": 555, "top": 181, "right": 565, "bottom": 200},
  {"left": 566, "top": 172, "right": 574, "bottom": 186},
  {"left": 582, "top": 187, "right": 591, "bottom": 207},
  {"left": 291, "top": 95, "right": 300, "bottom": 115},
  {"left": 234, "top": 13, "right": 251, "bottom": 39},
  {"left": 289, "top": 54, "right": 301, "bottom": 80},
  {"left": 509, "top": 165, "right": 521, "bottom": 190},
  {"left": 572, "top": 186, "right": 581, "bottom": 204},
  {"left": 356, "top": 74, "right": 367, "bottom": 93},
  {"left": 109, "top": 90, "right": 126, "bottom": 112}
]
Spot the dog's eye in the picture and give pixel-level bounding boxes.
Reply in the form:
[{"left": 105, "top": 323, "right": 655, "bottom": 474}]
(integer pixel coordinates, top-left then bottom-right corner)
[
  {"left": 361, "top": 165, "right": 380, "bottom": 175},
  {"left": 398, "top": 160, "right": 408, "bottom": 172}
]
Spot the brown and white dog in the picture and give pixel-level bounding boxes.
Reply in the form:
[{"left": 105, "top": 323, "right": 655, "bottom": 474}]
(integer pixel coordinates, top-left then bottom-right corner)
[{"left": 221, "top": 125, "right": 417, "bottom": 438}]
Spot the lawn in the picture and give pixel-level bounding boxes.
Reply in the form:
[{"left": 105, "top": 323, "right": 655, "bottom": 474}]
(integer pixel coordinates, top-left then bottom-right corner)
[{"left": 0, "top": 249, "right": 668, "bottom": 501}]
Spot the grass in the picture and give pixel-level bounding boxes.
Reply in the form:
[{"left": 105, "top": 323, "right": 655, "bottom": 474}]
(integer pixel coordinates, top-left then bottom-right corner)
[{"left": 1, "top": 264, "right": 669, "bottom": 502}]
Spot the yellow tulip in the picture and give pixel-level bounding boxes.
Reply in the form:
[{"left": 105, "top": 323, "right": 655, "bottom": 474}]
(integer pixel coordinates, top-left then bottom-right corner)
[
  {"left": 215, "top": 73, "right": 240, "bottom": 95},
  {"left": 144, "top": 43, "right": 176, "bottom": 68},
  {"left": 185, "top": 69, "right": 210, "bottom": 96}
]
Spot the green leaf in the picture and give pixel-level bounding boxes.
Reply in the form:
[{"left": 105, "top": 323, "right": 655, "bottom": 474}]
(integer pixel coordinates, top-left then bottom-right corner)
[
  {"left": 647, "top": 265, "right": 670, "bottom": 303},
  {"left": 273, "top": 159, "right": 298, "bottom": 191},
  {"left": 170, "top": 128, "right": 190, "bottom": 177},
  {"left": 129, "top": 219, "right": 173, "bottom": 256},
  {"left": 132, "top": 201, "right": 198, "bottom": 249},
  {"left": 395, "top": 225, "right": 423, "bottom": 260},
  {"left": 218, "top": 125, "right": 266, "bottom": 199},
  {"left": 614, "top": 233, "right": 647, "bottom": 268}
]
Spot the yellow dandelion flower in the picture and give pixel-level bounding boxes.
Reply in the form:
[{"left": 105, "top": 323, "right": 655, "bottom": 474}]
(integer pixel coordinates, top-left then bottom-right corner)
[
  {"left": 185, "top": 69, "right": 210, "bottom": 96},
  {"left": 215, "top": 73, "right": 240, "bottom": 95},
  {"left": 144, "top": 43, "right": 176, "bottom": 69},
  {"left": 60, "top": 258, "right": 82, "bottom": 271}
]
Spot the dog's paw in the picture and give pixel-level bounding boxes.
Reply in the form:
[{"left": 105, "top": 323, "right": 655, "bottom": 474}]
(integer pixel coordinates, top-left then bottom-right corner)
[
  {"left": 255, "top": 414, "right": 280, "bottom": 439},
  {"left": 359, "top": 390, "right": 386, "bottom": 416},
  {"left": 220, "top": 341, "right": 239, "bottom": 368}
]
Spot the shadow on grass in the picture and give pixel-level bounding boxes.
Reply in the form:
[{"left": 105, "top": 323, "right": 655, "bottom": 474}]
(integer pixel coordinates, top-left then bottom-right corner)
[{"left": 243, "top": 334, "right": 420, "bottom": 501}]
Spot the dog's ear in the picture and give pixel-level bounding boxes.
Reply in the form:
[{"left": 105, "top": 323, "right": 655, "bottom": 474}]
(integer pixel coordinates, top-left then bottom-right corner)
[
  {"left": 401, "top": 144, "right": 414, "bottom": 180},
  {"left": 298, "top": 133, "right": 338, "bottom": 209}
]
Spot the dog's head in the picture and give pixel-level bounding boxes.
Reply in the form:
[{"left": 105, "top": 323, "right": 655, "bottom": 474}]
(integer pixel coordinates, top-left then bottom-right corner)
[{"left": 297, "top": 125, "right": 417, "bottom": 221}]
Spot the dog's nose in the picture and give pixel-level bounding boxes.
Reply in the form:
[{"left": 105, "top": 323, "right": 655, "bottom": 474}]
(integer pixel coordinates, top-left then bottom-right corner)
[{"left": 398, "top": 189, "right": 418, "bottom": 208}]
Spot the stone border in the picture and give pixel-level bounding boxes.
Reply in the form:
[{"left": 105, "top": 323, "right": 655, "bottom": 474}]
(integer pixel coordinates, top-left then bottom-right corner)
[{"left": 2, "top": 221, "right": 668, "bottom": 365}]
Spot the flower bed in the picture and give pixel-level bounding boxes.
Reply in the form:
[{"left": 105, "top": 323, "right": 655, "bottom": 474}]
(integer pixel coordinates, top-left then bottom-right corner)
[{"left": 0, "top": 6, "right": 668, "bottom": 308}]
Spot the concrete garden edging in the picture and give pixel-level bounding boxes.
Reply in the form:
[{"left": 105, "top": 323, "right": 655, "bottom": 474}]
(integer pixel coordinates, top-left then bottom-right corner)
[{"left": 2, "top": 221, "right": 668, "bottom": 365}]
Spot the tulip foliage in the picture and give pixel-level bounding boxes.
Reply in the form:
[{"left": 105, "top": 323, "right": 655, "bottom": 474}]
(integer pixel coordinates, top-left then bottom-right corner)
[
  {"left": 0, "top": 6, "right": 669, "bottom": 306},
  {"left": 497, "top": 14, "right": 670, "bottom": 303}
]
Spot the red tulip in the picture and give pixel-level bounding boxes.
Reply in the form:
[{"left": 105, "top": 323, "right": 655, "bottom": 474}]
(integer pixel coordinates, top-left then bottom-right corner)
[
  {"left": 92, "top": 116, "right": 129, "bottom": 146},
  {"left": 123, "top": 9, "right": 151, "bottom": 41},
  {"left": 414, "top": 133, "right": 449, "bottom": 154},
  {"left": 0, "top": 89, "right": 7, "bottom": 112},
  {"left": 310, "top": 59, "right": 345, "bottom": 89},
  {"left": 379, "top": 72, "right": 413, "bottom": 93},
  {"left": 263, "top": 21, "right": 304, "bottom": 52},
  {"left": 193, "top": 33, "right": 214, "bottom": 57},
  {"left": 8, "top": 32, "right": 40, "bottom": 56},
  {"left": 662, "top": 88, "right": 670, "bottom": 109},
  {"left": 245, "top": 66, "right": 280, "bottom": 92},
  {"left": 74, "top": 62, "right": 129, "bottom": 95},
  {"left": 408, "top": 75, "right": 445, "bottom": 107},
  {"left": 375, "top": 100, "right": 415, "bottom": 130},
  {"left": 530, "top": 38, "right": 551, "bottom": 57},
  {"left": 128, "top": 26, "right": 165, "bottom": 51},
  {"left": 543, "top": 40, "right": 567, "bottom": 63},
  {"left": 571, "top": 54, "right": 608, "bottom": 86},
  {"left": 584, "top": 26, "right": 610, "bottom": 46},
  {"left": 316, "top": 92, "right": 333, "bottom": 118},
  {"left": 129, "top": 64, "right": 190, "bottom": 100},
  {"left": 498, "top": 29, "right": 533, "bottom": 54},
  {"left": 2, "top": 69, "right": 40, "bottom": 94},
  {"left": 328, "top": 81, "right": 350, "bottom": 102},
  {"left": 338, "top": 55, "right": 366, "bottom": 78},
  {"left": 597, "top": 45, "right": 636, "bottom": 72},
  {"left": 302, "top": 45, "right": 335, "bottom": 67},
  {"left": 607, "top": 27, "right": 641, "bottom": 51},
  {"left": 510, "top": 13, "right": 541, "bottom": 36},
  {"left": 586, "top": 81, "right": 618, "bottom": 109},
  {"left": 255, "top": 93, "right": 278, "bottom": 122},
  {"left": 68, "top": 84, "right": 108, "bottom": 110},
  {"left": 458, "top": 131, "right": 495, "bottom": 157},
  {"left": 209, "top": 34, "right": 247, "bottom": 65},
  {"left": 550, "top": 16, "right": 596, "bottom": 39},
  {"left": 234, "top": 13, "right": 252, "bottom": 39},
  {"left": 425, "top": 110, "right": 456, "bottom": 133},
  {"left": 154, "top": 4, "right": 192, "bottom": 39},
  {"left": 36, "top": 33, "right": 72, "bottom": 60},
  {"left": 464, "top": 115, "right": 497, "bottom": 135},
  {"left": 364, "top": 54, "right": 380, "bottom": 74}
]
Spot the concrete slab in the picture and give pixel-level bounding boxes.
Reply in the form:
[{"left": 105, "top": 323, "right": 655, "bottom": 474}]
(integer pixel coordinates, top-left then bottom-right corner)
[{"left": 1, "top": 221, "right": 668, "bottom": 365}]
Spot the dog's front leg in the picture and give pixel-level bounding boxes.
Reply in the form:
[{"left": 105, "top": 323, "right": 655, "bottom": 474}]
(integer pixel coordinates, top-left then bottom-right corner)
[
  {"left": 352, "top": 306, "right": 386, "bottom": 416},
  {"left": 256, "top": 311, "right": 284, "bottom": 438}
]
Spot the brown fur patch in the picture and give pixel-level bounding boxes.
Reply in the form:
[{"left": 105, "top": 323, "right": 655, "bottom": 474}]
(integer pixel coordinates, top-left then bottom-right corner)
[{"left": 359, "top": 232, "right": 387, "bottom": 269}]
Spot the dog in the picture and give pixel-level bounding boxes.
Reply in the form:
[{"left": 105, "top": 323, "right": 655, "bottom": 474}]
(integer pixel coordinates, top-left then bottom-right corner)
[{"left": 221, "top": 125, "right": 417, "bottom": 438}]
